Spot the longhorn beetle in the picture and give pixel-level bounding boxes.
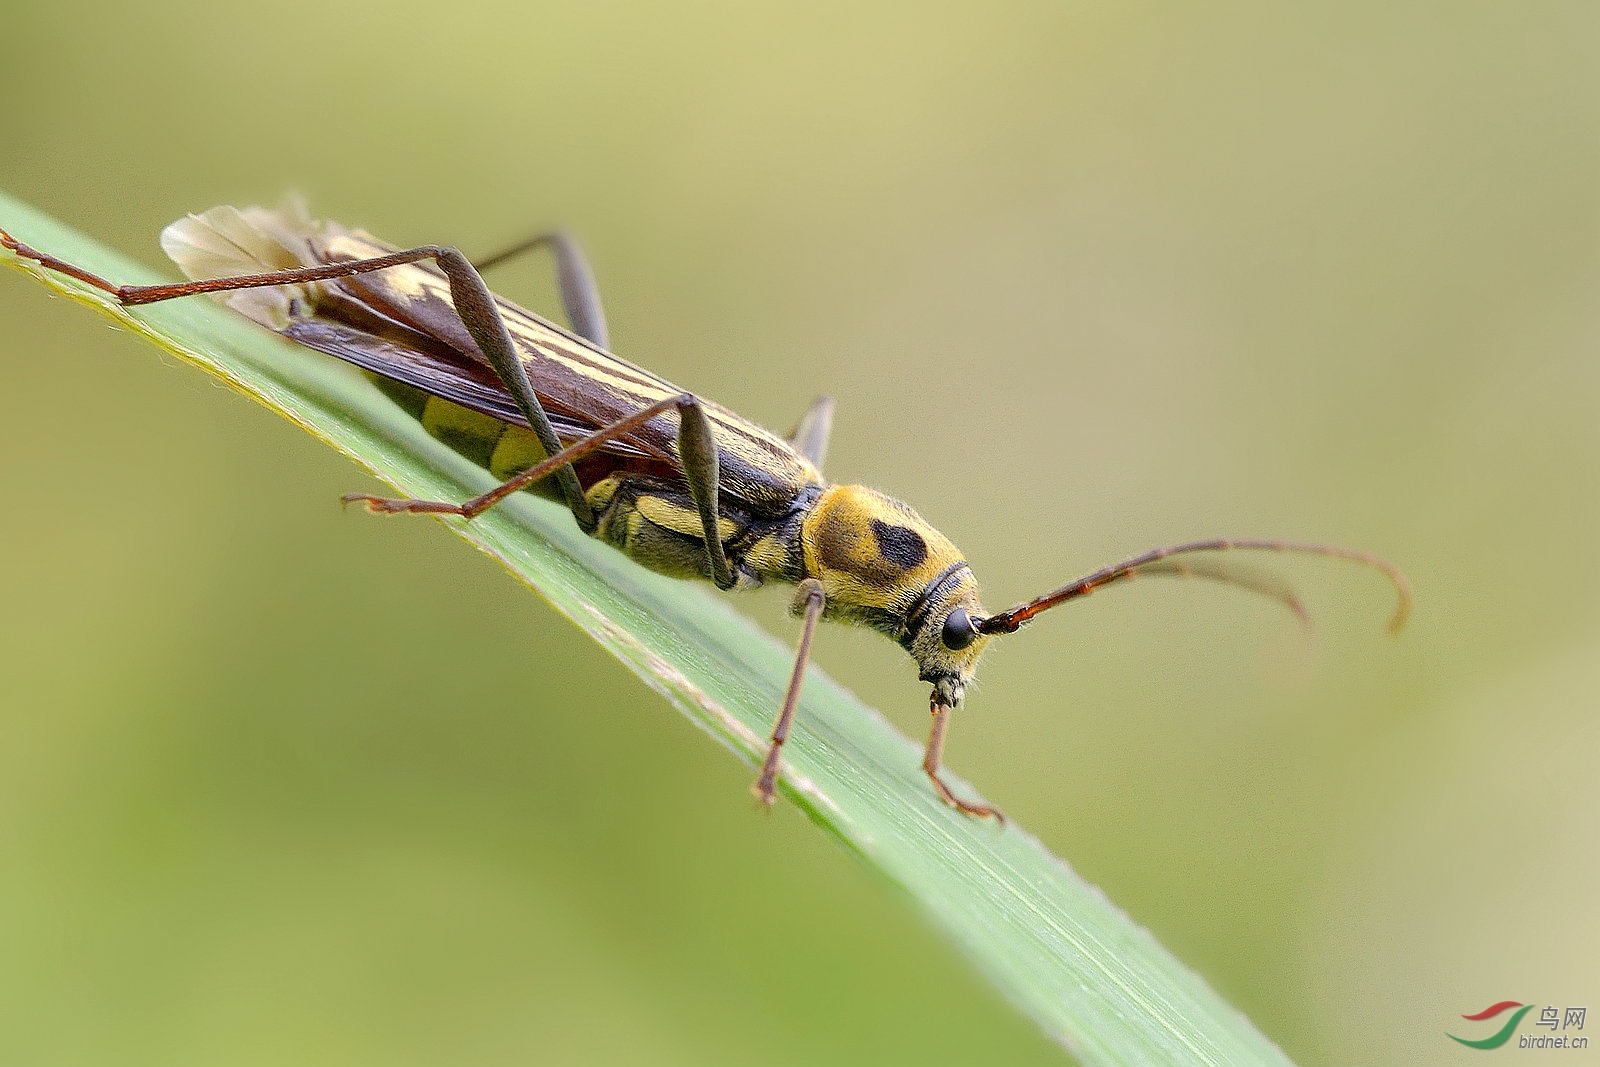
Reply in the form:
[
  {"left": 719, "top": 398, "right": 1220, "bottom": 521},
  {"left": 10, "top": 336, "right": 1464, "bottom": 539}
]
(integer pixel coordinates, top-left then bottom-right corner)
[{"left": 1, "top": 205, "right": 1410, "bottom": 822}]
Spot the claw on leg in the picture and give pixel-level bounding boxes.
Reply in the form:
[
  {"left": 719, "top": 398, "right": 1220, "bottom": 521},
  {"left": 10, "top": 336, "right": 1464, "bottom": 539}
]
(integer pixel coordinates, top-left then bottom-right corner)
[
  {"left": 752, "top": 741, "right": 783, "bottom": 806},
  {"left": 752, "top": 759, "right": 780, "bottom": 807},
  {"left": 925, "top": 768, "right": 1005, "bottom": 823}
]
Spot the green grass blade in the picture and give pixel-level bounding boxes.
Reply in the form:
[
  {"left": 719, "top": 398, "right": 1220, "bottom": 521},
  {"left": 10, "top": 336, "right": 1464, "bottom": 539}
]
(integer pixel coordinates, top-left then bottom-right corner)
[{"left": 1, "top": 189, "right": 1293, "bottom": 1067}]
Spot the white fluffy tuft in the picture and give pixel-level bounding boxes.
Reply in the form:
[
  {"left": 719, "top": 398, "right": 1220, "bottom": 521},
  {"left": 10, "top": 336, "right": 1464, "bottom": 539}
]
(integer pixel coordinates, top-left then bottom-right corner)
[{"left": 159, "top": 199, "right": 332, "bottom": 330}]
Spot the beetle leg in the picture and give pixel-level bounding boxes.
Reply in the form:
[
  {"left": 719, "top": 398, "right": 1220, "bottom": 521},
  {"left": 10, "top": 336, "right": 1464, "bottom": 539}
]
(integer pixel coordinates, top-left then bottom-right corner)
[
  {"left": 429, "top": 247, "right": 598, "bottom": 530},
  {"left": 345, "top": 393, "right": 687, "bottom": 519},
  {"left": 674, "top": 396, "right": 735, "bottom": 590},
  {"left": 923, "top": 697, "right": 1005, "bottom": 823},
  {"left": 348, "top": 392, "right": 737, "bottom": 585},
  {"left": 471, "top": 230, "right": 609, "bottom": 350},
  {"left": 785, "top": 395, "right": 835, "bottom": 472},
  {"left": 753, "top": 579, "right": 826, "bottom": 806},
  {"left": 0, "top": 227, "right": 598, "bottom": 532}
]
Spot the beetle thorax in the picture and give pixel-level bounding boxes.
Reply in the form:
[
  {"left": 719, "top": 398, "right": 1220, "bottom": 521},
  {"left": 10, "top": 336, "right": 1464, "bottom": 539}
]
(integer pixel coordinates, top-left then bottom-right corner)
[{"left": 798, "top": 485, "right": 992, "bottom": 698}]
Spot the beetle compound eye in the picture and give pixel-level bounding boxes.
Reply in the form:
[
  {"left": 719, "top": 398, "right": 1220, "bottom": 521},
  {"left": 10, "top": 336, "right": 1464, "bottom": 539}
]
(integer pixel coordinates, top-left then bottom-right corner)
[{"left": 940, "top": 607, "right": 977, "bottom": 651}]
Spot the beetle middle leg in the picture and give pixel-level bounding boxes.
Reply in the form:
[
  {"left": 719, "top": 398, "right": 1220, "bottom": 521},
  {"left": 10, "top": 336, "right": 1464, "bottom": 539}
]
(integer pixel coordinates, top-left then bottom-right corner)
[
  {"left": 0, "top": 224, "right": 743, "bottom": 577},
  {"left": 348, "top": 392, "right": 737, "bottom": 590}
]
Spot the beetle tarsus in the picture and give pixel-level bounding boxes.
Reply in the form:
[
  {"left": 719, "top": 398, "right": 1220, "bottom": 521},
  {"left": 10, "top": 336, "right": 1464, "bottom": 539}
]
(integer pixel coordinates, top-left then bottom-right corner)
[
  {"left": 926, "top": 771, "right": 1006, "bottom": 823},
  {"left": 341, "top": 492, "right": 464, "bottom": 516},
  {"left": 751, "top": 775, "right": 778, "bottom": 807}
]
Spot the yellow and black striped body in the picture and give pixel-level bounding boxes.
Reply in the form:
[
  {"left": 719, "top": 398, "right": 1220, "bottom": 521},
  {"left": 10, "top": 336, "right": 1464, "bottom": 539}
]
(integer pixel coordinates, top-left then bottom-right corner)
[
  {"left": 369, "top": 372, "right": 819, "bottom": 589},
  {"left": 162, "top": 205, "right": 996, "bottom": 696}
]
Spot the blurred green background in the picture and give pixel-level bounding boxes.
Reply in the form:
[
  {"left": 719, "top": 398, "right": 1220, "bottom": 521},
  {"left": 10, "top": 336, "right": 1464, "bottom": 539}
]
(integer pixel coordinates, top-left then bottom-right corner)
[{"left": 2, "top": 3, "right": 1595, "bottom": 1065}]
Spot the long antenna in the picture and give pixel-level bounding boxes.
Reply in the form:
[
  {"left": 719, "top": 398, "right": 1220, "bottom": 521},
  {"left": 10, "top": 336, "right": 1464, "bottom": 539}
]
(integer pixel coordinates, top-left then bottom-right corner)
[{"left": 975, "top": 539, "right": 1411, "bottom": 636}]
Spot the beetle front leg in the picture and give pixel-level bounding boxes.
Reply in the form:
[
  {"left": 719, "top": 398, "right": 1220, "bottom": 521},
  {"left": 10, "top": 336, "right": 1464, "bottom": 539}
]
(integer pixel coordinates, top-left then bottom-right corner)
[
  {"left": 753, "top": 579, "right": 826, "bottom": 806},
  {"left": 923, "top": 696, "right": 1005, "bottom": 823}
]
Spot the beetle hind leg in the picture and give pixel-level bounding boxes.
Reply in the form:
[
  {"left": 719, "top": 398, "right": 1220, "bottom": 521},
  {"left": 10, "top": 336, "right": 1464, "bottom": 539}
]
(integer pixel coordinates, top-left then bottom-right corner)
[
  {"left": 348, "top": 394, "right": 740, "bottom": 592},
  {"left": 471, "top": 230, "right": 610, "bottom": 350}
]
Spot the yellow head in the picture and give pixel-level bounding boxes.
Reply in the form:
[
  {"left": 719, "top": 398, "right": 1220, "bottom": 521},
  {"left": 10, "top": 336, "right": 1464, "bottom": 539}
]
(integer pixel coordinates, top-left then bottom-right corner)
[{"left": 799, "top": 485, "right": 993, "bottom": 704}]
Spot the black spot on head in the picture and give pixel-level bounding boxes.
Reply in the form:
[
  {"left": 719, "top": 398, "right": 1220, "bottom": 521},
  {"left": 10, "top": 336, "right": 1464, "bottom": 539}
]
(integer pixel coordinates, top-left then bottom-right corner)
[{"left": 870, "top": 519, "right": 928, "bottom": 568}]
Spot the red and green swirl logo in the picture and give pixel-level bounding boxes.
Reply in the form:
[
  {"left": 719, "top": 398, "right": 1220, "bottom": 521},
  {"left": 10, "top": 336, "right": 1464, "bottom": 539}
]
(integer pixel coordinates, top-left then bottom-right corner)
[{"left": 1449, "top": 1001, "right": 1535, "bottom": 1049}]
